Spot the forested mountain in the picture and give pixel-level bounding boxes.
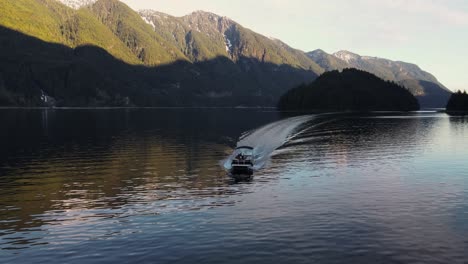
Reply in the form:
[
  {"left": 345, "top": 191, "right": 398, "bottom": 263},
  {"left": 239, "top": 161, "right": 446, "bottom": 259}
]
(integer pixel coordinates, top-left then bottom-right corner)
[
  {"left": 0, "top": 0, "right": 320, "bottom": 107},
  {"left": 88, "top": 0, "right": 188, "bottom": 65},
  {"left": 0, "top": 0, "right": 452, "bottom": 107},
  {"left": 278, "top": 69, "right": 420, "bottom": 112},
  {"left": 0, "top": 0, "right": 138, "bottom": 63},
  {"left": 139, "top": 10, "right": 323, "bottom": 72},
  {"left": 307, "top": 50, "right": 451, "bottom": 108}
]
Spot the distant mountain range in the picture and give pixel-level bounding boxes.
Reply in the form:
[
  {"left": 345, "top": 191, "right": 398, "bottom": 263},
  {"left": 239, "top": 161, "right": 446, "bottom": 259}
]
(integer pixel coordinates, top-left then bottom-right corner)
[
  {"left": 307, "top": 50, "right": 451, "bottom": 107},
  {"left": 0, "top": 0, "right": 451, "bottom": 107}
]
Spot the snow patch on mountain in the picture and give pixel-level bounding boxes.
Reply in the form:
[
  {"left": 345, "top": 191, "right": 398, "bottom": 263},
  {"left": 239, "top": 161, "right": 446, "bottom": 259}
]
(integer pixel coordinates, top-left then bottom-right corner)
[
  {"left": 141, "top": 16, "right": 156, "bottom": 30},
  {"left": 332, "top": 50, "right": 360, "bottom": 63},
  {"left": 57, "top": 0, "right": 97, "bottom": 9},
  {"left": 224, "top": 34, "right": 233, "bottom": 53}
]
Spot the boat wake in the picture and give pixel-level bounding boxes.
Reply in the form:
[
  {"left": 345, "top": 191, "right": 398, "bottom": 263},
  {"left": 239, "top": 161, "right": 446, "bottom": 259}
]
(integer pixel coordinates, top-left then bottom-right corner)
[{"left": 223, "top": 115, "right": 316, "bottom": 171}]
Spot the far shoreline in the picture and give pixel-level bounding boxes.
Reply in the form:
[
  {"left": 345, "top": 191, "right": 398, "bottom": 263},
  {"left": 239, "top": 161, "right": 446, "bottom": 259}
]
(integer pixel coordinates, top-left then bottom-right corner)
[{"left": 0, "top": 106, "right": 448, "bottom": 112}]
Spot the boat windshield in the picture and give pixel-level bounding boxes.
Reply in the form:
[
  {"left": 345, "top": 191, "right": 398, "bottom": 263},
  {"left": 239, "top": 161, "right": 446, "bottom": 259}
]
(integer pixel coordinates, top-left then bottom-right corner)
[{"left": 233, "top": 147, "right": 253, "bottom": 158}]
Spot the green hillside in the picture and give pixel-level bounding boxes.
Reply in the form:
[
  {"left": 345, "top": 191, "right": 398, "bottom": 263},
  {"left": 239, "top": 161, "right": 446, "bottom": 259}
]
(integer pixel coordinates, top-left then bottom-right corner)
[
  {"left": 140, "top": 10, "right": 228, "bottom": 62},
  {"left": 0, "top": 0, "right": 139, "bottom": 64},
  {"left": 183, "top": 11, "right": 323, "bottom": 72},
  {"left": 0, "top": 0, "right": 66, "bottom": 43},
  {"left": 141, "top": 10, "right": 324, "bottom": 73},
  {"left": 89, "top": 0, "right": 188, "bottom": 65},
  {"left": 0, "top": 0, "right": 323, "bottom": 70},
  {"left": 0, "top": 24, "right": 318, "bottom": 107}
]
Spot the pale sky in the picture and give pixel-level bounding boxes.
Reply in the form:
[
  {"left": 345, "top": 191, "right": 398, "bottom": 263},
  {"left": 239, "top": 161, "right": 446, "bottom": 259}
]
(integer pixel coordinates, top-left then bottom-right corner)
[{"left": 121, "top": 0, "right": 468, "bottom": 91}]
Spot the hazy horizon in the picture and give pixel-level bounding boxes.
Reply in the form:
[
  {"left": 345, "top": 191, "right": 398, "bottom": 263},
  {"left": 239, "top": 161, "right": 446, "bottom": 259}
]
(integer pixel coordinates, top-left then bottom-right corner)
[{"left": 120, "top": 0, "right": 468, "bottom": 92}]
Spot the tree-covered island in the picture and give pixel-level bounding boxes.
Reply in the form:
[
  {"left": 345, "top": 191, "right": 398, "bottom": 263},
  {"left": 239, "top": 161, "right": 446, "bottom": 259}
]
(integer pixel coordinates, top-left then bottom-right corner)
[{"left": 278, "top": 68, "right": 420, "bottom": 112}]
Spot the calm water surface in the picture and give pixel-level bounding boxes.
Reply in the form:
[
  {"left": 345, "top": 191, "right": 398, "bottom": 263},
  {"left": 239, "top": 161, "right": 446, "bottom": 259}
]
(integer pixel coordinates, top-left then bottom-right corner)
[{"left": 0, "top": 109, "right": 467, "bottom": 263}]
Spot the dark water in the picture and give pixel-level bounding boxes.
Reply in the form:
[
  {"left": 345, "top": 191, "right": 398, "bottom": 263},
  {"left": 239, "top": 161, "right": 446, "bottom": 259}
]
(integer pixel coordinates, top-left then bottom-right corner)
[{"left": 1, "top": 109, "right": 468, "bottom": 264}]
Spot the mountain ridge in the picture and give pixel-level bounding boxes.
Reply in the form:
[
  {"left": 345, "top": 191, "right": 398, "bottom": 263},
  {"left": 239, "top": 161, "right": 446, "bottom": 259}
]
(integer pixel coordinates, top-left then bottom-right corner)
[
  {"left": 58, "top": 0, "right": 96, "bottom": 9},
  {"left": 307, "top": 49, "right": 451, "bottom": 107},
  {"left": 0, "top": 0, "right": 453, "bottom": 108},
  {"left": 139, "top": 7, "right": 324, "bottom": 73}
]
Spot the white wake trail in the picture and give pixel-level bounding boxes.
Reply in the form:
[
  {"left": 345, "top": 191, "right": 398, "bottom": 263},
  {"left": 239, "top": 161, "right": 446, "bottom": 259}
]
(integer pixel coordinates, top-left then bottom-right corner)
[{"left": 224, "top": 115, "right": 315, "bottom": 171}]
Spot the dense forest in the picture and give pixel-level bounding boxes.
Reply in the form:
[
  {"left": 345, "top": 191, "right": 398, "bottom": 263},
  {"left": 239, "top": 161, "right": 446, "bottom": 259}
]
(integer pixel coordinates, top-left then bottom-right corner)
[
  {"left": 0, "top": 26, "right": 317, "bottom": 107},
  {"left": 278, "top": 69, "right": 420, "bottom": 112},
  {"left": 0, "top": 0, "right": 321, "bottom": 107},
  {"left": 446, "top": 91, "right": 468, "bottom": 112}
]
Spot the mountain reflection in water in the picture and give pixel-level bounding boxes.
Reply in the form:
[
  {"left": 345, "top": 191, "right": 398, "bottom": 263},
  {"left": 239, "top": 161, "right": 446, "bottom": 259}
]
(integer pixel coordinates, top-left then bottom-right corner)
[
  {"left": 0, "top": 109, "right": 279, "bottom": 234},
  {"left": 1, "top": 109, "right": 468, "bottom": 264}
]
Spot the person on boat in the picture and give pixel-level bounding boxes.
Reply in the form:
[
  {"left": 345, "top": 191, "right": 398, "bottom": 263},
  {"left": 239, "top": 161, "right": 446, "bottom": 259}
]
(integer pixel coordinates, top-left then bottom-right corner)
[{"left": 236, "top": 153, "right": 245, "bottom": 161}]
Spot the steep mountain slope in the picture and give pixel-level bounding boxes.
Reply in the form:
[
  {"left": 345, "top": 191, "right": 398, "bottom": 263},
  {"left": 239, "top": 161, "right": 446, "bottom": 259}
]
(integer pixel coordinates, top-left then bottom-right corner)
[
  {"left": 308, "top": 49, "right": 451, "bottom": 108},
  {"left": 333, "top": 50, "right": 443, "bottom": 85},
  {"left": 140, "top": 10, "right": 323, "bottom": 73},
  {"left": 88, "top": 0, "right": 188, "bottom": 65},
  {"left": 138, "top": 10, "right": 226, "bottom": 62},
  {"left": 0, "top": 0, "right": 139, "bottom": 64},
  {"left": 0, "top": 25, "right": 318, "bottom": 107},
  {"left": 0, "top": 0, "right": 320, "bottom": 107}
]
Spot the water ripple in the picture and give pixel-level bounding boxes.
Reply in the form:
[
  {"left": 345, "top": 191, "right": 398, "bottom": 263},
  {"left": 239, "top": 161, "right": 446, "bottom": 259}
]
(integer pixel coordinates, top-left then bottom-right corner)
[{"left": 1, "top": 110, "right": 468, "bottom": 264}]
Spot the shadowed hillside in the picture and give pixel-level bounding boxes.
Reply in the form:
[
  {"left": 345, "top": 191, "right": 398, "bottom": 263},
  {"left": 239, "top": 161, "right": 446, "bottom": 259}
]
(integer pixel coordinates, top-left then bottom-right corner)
[
  {"left": 0, "top": 0, "right": 452, "bottom": 108},
  {"left": 0, "top": 26, "right": 318, "bottom": 107},
  {"left": 0, "top": 0, "right": 323, "bottom": 107}
]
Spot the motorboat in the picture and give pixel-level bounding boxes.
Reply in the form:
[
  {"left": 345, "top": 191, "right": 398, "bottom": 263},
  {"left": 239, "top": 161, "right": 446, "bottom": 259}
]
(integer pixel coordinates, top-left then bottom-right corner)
[{"left": 230, "top": 146, "right": 254, "bottom": 175}]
